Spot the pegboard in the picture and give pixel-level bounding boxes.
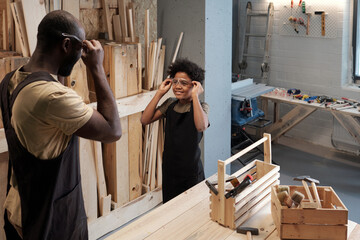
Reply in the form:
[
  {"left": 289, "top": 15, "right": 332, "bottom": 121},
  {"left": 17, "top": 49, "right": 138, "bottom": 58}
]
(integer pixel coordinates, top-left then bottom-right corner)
[{"left": 278, "top": 0, "right": 338, "bottom": 38}]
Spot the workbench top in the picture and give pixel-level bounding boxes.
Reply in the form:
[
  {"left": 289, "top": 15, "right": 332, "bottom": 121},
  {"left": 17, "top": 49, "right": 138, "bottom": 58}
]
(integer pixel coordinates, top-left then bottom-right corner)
[
  {"left": 261, "top": 94, "right": 360, "bottom": 116},
  {"left": 105, "top": 179, "right": 360, "bottom": 240}
]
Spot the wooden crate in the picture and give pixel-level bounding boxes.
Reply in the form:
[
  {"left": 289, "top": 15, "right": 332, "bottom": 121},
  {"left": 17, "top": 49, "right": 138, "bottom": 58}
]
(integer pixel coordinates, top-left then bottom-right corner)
[
  {"left": 271, "top": 185, "right": 348, "bottom": 240},
  {"left": 210, "top": 133, "right": 280, "bottom": 229}
]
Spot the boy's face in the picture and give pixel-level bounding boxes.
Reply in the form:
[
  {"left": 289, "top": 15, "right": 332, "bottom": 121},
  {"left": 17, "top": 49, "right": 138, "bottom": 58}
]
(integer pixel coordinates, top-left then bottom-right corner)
[{"left": 172, "top": 72, "right": 193, "bottom": 102}]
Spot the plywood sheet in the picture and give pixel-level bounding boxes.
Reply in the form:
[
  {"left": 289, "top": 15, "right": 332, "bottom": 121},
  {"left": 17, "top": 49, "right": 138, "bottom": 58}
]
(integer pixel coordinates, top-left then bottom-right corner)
[{"left": 20, "top": 0, "right": 46, "bottom": 55}]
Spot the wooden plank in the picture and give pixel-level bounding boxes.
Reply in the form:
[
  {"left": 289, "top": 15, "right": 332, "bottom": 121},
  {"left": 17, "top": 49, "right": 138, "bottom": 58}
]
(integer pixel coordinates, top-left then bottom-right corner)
[
  {"left": 79, "top": 137, "right": 98, "bottom": 222},
  {"left": 6, "top": 0, "right": 15, "bottom": 51},
  {"left": 126, "top": 44, "right": 140, "bottom": 96},
  {"left": 128, "top": 113, "right": 142, "bottom": 200},
  {"left": 266, "top": 105, "right": 317, "bottom": 141},
  {"left": 2, "top": 9, "right": 5, "bottom": 50},
  {"left": 149, "top": 121, "right": 159, "bottom": 190},
  {"left": 172, "top": 32, "right": 183, "bottom": 63},
  {"left": 144, "top": 197, "right": 210, "bottom": 240},
  {"left": 65, "top": 59, "right": 90, "bottom": 103},
  {"left": 234, "top": 163, "right": 279, "bottom": 203},
  {"left": 127, "top": 8, "right": 134, "bottom": 42},
  {"left": 281, "top": 224, "right": 347, "bottom": 239},
  {"left": 105, "top": 182, "right": 208, "bottom": 240},
  {"left": 89, "top": 187, "right": 162, "bottom": 240},
  {"left": 332, "top": 112, "right": 360, "bottom": 145},
  {"left": 62, "top": 0, "right": 80, "bottom": 19},
  {"left": 235, "top": 174, "right": 279, "bottom": 212},
  {"left": 235, "top": 194, "right": 271, "bottom": 228},
  {"left": 263, "top": 133, "right": 271, "bottom": 164},
  {"left": 112, "top": 14, "right": 122, "bottom": 41},
  {"left": 87, "top": 89, "right": 173, "bottom": 118},
  {"left": 137, "top": 42, "right": 142, "bottom": 93},
  {"left": 21, "top": 0, "right": 46, "bottom": 55},
  {"left": 118, "top": 0, "right": 128, "bottom": 37},
  {"left": 103, "top": 116, "right": 129, "bottom": 206},
  {"left": 80, "top": 0, "right": 117, "bottom": 9},
  {"left": 10, "top": 1, "right": 30, "bottom": 57},
  {"left": 109, "top": 44, "right": 127, "bottom": 98},
  {"left": 224, "top": 137, "right": 267, "bottom": 165},
  {"left": 144, "top": 9, "right": 149, "bottom": 89},
  {"left": 185, "top": 219, "right": 234, "bottom": 240},
  {"left": 235, "top": 187, "right": 271, "bottom": 220},
  {"left": 218, "top": 160, "right": 226, "bottom": 225},
  {"left": 93, "top": 140, "right": 111, "bottom": 216},
  {"left": 101, "top": 0, "right": 113, "bottom": 40}
]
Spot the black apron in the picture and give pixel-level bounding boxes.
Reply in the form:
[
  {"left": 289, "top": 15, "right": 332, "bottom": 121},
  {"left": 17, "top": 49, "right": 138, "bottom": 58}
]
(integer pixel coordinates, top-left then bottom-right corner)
[
  {"left": 1, "top": 70, "right": 88, "bottom": 240},
  {"left": 162, "top": 100, "right": 205, "bottom": 203}
]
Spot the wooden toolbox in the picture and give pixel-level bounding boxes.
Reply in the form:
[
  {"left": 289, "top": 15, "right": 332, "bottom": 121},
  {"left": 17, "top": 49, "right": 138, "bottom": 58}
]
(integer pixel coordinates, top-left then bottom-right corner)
[
  {"left": 271, "top": 185, "right": 348, "bottom": 240},
  {"left": 210, "top": 133, "right": 280, "bottom": 229}
]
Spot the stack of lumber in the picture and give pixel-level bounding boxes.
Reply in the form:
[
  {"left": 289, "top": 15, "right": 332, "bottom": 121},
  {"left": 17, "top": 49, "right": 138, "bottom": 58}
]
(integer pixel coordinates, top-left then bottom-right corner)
[
  {"left": 141, "top": 8, "right": 166, "bottom": 193},
  {"left": 101, "top": 0, "right": 138, "bottom": 43},
  {"left": 0, "top": 0, "right": 47, "bottom": 57}
]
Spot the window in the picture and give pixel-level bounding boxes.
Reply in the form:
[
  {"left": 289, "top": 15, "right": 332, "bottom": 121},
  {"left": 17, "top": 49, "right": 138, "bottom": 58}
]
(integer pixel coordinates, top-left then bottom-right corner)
[{"left": 353, "top": 0, "right": 360, "bottom": 83}]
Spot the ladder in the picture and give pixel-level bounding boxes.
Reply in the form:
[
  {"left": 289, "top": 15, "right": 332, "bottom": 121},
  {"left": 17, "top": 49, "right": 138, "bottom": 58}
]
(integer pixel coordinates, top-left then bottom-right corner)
[{"left": 239, "top": 2, "right": 274, "bottom": 84}]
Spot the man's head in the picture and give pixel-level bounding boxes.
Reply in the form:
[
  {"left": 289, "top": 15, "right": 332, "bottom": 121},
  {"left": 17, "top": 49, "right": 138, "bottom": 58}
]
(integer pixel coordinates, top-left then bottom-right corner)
[{"left": 36, "top": 10, "right": 85, "bottom": 76}]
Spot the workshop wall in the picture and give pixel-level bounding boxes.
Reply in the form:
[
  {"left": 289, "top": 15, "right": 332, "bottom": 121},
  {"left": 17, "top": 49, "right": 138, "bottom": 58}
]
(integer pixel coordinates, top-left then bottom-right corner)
[{"left": 234, "top": 0, "right": 360, "bottom": 154}]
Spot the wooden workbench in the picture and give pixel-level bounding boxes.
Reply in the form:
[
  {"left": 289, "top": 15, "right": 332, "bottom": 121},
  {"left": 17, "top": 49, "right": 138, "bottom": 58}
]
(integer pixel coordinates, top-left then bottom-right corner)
[
  {"left": 260, "top": 94, "right": 360, "bottom": 144},
  {"left": 105, "top": 178, "right": 360, "bottom": 240}
]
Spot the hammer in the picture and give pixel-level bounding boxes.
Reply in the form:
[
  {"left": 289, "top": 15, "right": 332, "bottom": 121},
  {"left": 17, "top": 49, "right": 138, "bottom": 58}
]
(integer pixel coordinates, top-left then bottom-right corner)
[
  {"left": 237, "top": 226, "right": 259, "bottom": 240},
  {"left": 293, "top": 175, "right": 314, "bottom": 203},
  {"left": 304, "top": 176, "right": 322, "bottom": 208}
]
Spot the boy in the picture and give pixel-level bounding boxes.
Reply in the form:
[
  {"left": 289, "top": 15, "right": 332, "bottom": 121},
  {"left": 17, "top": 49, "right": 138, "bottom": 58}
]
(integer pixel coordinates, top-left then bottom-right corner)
[{"left": 141, "top": 58, "right": 209, "bottom": 203}]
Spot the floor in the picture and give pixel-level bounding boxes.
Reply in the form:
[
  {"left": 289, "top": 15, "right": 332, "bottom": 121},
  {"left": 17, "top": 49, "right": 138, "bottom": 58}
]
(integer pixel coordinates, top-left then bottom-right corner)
[{"left": 231, "top": 140, "right": 360, "bottom": 223}]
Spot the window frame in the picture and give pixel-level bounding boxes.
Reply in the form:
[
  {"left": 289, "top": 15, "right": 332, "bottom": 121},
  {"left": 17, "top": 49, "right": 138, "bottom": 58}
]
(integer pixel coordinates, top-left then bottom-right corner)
[{"left": 353, "top": 0, "right": 360, "bottom": 83}]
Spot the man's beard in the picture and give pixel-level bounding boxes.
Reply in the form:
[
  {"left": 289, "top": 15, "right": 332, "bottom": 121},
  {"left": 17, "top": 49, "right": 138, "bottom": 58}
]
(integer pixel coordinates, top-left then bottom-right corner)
[{"left": 58, "top": 52, "right": 81, "bottom": 77}]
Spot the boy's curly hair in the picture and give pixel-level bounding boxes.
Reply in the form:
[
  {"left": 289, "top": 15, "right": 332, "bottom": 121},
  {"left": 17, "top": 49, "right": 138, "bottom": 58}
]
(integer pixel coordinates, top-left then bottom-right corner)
[{"left": 167, "top": 58, "right": 205, "bottom": 84}]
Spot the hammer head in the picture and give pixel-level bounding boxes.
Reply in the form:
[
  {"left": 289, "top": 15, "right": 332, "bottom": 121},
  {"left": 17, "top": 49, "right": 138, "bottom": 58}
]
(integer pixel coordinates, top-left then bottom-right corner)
[
  {"left": 305, "top": 176, "right": 320, "bottom": 185},
  {"left": 236, "top": 226, "right": 259, "bottom": 235},
  {"left": 293, "top": 175, "right": 310, "bottom": 181}
]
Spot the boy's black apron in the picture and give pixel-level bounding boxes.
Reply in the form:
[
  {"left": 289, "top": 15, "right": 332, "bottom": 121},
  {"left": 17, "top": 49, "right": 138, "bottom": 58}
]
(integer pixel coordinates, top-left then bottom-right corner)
[
  {"left": 1, "top": 70, "right": 88, "bottom": 240},
  {"left": 162, "top": 100, "right": 205, "bottom": 203}
]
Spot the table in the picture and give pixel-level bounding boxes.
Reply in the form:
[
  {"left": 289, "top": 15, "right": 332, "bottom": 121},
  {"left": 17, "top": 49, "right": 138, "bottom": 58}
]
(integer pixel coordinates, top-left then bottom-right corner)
[
  {"left": 105, "top": 179, "right": 360, "bottom": 240},
  {"left": 260, "top": 94, "right": 360, "bottom": 144}
]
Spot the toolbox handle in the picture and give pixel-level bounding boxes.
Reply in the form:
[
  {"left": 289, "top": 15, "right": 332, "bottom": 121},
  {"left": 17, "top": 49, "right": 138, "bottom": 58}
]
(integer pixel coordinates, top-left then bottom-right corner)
[
  {"left": 216, "top": 133, "right": 272, "bottom": 225},
  {"left": 222, "top": 133, "right": 271, "bottom": 166}
]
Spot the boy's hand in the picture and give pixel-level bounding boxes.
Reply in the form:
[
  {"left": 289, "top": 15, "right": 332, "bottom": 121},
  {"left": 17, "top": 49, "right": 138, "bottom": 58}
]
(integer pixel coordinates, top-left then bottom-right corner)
[
  {"left": 81, "top": 40, "right": 104, "bottom": 70},
  {"left": 158, "top": 78, "right": 172, "bottom": 95},
  {"left": 191, "top": 81, "right": 204, "bottom": 97}
]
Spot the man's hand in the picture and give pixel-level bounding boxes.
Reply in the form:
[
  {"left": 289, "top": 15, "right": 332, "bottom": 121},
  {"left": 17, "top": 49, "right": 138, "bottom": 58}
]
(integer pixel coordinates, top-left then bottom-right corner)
[
  {"left": 158, "top": 78, "right": 172, "bottom": 95},
  {"left": 81, "top": 40, "right": 104, "bottom": 70},
  {"left": 191, "top": 81, "right": 204, "bottom": 97}
]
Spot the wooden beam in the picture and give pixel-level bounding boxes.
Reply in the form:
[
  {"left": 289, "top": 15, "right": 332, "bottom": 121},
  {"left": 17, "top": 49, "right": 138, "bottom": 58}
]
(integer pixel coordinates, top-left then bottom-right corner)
[
  {"left": 101, "top": 0, "right": 113, "bottom": 40},
  {"left": 103, "top": 117, "right": 129, "bottom": 206},
  {"left": 21, "top": 0, "right": 46, "bottom": 55},
  {"left": 266, "top": 105, "right": 317, "bottom": 141},
  {"left": 332, "top": 112, "right": 360, "bottom": 145},
  {"left": 112, "top": 15, "right": 122, "bottom": 42},
  {"left": 11, "top": 1, "right": 30, "bottom": 57},
  {"left": 128, "top": 113, "right": 142, "bottom": 200},
  {"left": 93, "top": 140, "right": 111, "bottom": 216},
  {"left": 79, "top": 137, "right": 98, "bottom": 222},
  {"left": 118, "top": 0, "right": 128, "bottom": 37},
  {"left": 127, "top": 8, "right": 134, "bottom": 42},
  {"left": 172, "top": 32, "right": 184, "bottom": 63},
  {"left": 62, "top": 0, "right": 80, "bottom": 19}
]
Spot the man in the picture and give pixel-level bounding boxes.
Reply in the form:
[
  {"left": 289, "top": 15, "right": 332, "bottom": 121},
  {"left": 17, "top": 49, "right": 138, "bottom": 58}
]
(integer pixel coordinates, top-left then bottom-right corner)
[{"left": 0, "top": 10, "right": 121, "bottom": 240}]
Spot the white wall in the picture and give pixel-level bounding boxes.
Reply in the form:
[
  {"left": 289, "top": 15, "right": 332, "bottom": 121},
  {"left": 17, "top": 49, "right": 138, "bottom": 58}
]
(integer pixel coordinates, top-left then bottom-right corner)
[{"left": 235, "top": 0, "right": 360, "bottom": 153}]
